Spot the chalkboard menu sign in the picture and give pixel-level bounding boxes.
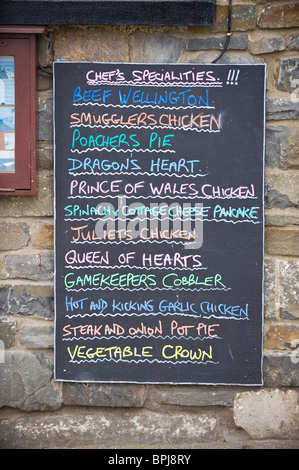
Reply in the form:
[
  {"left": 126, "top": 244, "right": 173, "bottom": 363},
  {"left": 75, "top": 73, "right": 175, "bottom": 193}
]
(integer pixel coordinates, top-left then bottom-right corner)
[{"left": 54, "top": 63, "right": 265, "bottom": 385}]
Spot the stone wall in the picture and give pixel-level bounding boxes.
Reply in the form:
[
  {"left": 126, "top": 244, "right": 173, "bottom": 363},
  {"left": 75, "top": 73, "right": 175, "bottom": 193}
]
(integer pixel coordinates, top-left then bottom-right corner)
[{"left": 0, "top": 1, "right": 299, "bottom": 449}]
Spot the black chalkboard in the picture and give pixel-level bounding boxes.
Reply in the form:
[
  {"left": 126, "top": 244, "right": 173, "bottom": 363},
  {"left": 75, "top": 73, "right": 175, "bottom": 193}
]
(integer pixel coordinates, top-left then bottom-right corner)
[
  {"left": 54, "top": 62, "right": 266, "bottom": 385},
  {"left": 1, "top": 0, "right": 216, "bottom": 26}
]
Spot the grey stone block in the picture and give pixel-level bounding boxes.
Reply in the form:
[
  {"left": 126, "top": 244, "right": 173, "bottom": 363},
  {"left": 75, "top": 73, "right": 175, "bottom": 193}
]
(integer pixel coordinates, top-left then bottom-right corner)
[
  {"left": 0, "top": 174, "right": 54, "bottom": 217},
  {"left": 131, "top": 34, "right": 185, "bottom": 63},
  {"left": 264, "top": 258, "right": 276, "bottom": 318},
  {"left": 37, "top": 91, "right": 53, "bottom": 141},
  {"left": 38, "top": 34, "right": 53, "bottom": 68},
  {"left": 277, "top": 58, "right": 299, "bottom": 92},
  {"left": 20, "top": 324, "right": 54, "bottom": 349},
  {"left": 5, "top": 252, "right": 54, "bottom": 280},
  {"left": 264, "top": 353, "right": 299, "bottom": 386},
  {"left": 258, "top": 3, "right": 299, "bottom": 29},
  {"left": 217, "top": 55, "right": 263, "bottom": 64},
  {"left": 265, "top": 187, "right": 294, "bottom": 210},
  {"left": 265, "top": 171, "right": 299, "bottom": 209},
  {"left": 234, "top": 389, "right": 299, "bottom": 439},
  {"left": 250, "top": 36, "right": 285, "bottom": 55},
  {"left": 266, "top": 126, "right": 299, "bottom": 169},
  {"left": 279, "top": 259, "right": 299, "bottom": 319},
  {"left": 188, "top": 35, "right": 248, "bottom": 51},
  {"left": 151, "top": 386, "right": 235, "bottom": 407},
  {"left": 0, "top": 222, "right": 30, "bottom": 251},
  {"left": 37, "top": 141, "right": 53, "bottom": 171},
  {"left": 0, "top": 317, "right": 16, "bottom": 348},
  {"left": 0, "top": 409, "right": 218, "bottom": 449},
  {"left": 266, "top": 98, "right": 299, "bottom": 120},
  {"left": 287, "top": 35, "right": 299, "bottom": 51},
  {"left": 0, "top": 350, "right": 62, "bottom": 411},
  {"left": 0, "top": 284, "right": 54, "bottom": 319},
  {"left": 63, "top": 382, "right": 147, "bottom": 407},
  {"left": 265, "top": 208, "right": 299, "bottom": 227},
  {"left": 265, "top": 127, "right": 282, "bottom": 168}
]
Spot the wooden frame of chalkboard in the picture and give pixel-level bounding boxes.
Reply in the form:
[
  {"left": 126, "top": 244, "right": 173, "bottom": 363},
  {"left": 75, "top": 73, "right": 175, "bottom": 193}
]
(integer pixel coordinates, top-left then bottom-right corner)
[{"left": 54, "top": 62, "right": 266, "bottom": 385}]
